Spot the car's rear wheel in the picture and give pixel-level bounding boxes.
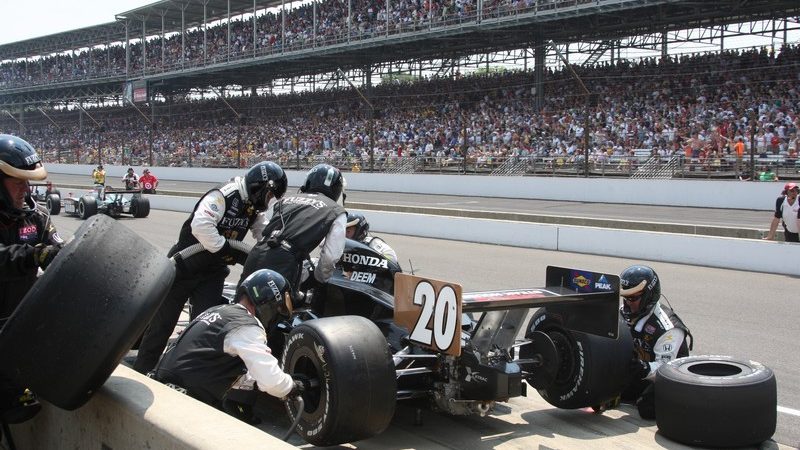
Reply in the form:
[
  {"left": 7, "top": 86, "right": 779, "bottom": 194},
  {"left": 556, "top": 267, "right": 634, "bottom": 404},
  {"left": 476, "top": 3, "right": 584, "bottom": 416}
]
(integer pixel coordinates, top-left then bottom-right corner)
[
  {"left": 78, "top": 196, "right": 97, "bottom": 219},
  {"left": 281, "top": 316, "right": 396, "bottom": 446},
  {"left": 524, "top": 308, "right": 633, "bottom": 409},
  {"left": 46, "top": 194, "right": 61, "bottom": 215},
  {"left": 0, "top": 215, "right": 175, "bottom": 410},
  {"left": 131, "top": 196, "right": 150, "bottom": 218}
]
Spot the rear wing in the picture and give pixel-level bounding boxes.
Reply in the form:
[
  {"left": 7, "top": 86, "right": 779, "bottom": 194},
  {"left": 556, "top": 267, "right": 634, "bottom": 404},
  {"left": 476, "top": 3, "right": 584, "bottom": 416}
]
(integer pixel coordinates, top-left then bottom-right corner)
[{"left": 394, "top": 266, "right": 620, "bottom": 356}]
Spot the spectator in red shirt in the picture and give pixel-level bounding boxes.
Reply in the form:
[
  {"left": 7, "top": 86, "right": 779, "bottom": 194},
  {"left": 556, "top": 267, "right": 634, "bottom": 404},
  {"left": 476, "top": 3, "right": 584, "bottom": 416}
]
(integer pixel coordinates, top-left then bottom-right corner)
[{"left": 139, "top": 168, "right": 159, "bottom": 194}]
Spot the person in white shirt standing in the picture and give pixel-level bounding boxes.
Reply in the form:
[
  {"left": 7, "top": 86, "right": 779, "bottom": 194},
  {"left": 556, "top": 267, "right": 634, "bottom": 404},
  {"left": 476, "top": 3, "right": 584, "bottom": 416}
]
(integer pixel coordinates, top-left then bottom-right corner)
[{"left": 764, "top": 182, "right": 800, "bottom": 242}]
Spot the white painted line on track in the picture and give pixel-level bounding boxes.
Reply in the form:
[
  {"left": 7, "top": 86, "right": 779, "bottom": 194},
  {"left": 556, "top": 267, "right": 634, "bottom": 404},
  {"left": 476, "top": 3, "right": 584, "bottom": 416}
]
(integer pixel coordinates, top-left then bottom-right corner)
[{"left": 778, "top": 406, "right": 800, "bottom": 417}]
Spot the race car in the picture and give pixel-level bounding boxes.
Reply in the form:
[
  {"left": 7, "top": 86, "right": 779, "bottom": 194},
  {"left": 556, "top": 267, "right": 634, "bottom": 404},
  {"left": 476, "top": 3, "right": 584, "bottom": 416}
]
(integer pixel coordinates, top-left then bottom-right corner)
[
  {"left": 210, "top": 238, "right": 631, "bottom": 447},
  {"left": 28, "top": 181, "right": 62, "bottom": 215},
  {"left": 61, "top": 184, "right": 151, "bottom": 219}
]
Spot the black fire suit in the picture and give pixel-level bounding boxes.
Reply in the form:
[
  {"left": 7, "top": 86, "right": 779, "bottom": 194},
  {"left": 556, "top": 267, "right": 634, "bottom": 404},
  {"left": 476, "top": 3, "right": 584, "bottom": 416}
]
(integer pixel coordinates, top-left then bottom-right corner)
[
  {"left": 240, "top": 192, "right": 346, "bottom": 290},
  {"left": 623, "top": 302, "right": 692, "bottom": 419},
  {"left": 154, "top": 303, "right": 293, "bottom": 408},
  {"left": 0, "top": 199, "right": 63, "bottom": 321},
  {"left": 0, "top": 198, "right": 62, "bottom": 417},
  {"left": 134, "top": 177, "right": 269, "bottom": 374}
]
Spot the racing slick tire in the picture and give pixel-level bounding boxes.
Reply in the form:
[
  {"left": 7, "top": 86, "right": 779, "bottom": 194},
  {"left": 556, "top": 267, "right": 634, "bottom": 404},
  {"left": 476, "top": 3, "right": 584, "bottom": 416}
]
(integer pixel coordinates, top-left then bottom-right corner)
[
  {"left": 281, "top": 315, "right": 396, "bottom": 446},
  {"left": 46, "top": 193, "right": 61, "bottom": 215},
  {"left": 131, "top": 196, "right": 150, "bottom": 218},
  {"left": 78, "top": 195, "right": 97, "bottom": 219},
  {"left": 655, "top": 355, "right": 776, "bottom": 447},
  {"left": 526, "top": 308, "right": 633, "bottom": 409},
  {"left": 0, "top": 215, "right": 176, "bottom": 410}
]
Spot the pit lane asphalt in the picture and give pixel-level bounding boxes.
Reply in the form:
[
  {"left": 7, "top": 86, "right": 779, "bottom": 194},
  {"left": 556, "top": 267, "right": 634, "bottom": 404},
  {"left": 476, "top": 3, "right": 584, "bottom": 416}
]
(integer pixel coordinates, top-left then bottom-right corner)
[
  {"left": 46, "top": 173, "right": 773, "bottom": 239},
  {"left": 50, "top": 210, "right": 799, "bottom": 449}
]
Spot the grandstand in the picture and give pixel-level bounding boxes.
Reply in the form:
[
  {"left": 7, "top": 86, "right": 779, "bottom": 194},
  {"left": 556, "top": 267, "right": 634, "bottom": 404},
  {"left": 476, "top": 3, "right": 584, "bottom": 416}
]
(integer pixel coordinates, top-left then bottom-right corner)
[{"left": 1, "top": 0, "right": 799, "bottom": 179}]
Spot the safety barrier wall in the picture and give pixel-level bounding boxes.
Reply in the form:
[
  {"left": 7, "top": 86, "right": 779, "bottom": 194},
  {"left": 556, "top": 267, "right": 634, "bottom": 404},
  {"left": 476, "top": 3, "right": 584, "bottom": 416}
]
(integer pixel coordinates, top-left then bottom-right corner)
[
  {"left": 8, "top": 365, "right": 296, "bottom": 449},
  {"left": 141, "top": 194, "right": 800, "bottom": 276},
  {"left": 50, "top": 164, "right": 779, "bottom": 210}
]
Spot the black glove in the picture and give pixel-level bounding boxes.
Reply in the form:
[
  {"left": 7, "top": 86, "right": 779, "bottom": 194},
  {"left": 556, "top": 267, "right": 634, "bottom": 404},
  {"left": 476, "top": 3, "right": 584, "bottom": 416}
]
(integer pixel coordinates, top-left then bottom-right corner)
[
  {"left": 33, "top": 244, "right": 60, "bottom": 270},
  {"left": 288, "top": 374, "right": 311, "bottom": 398},
  {"left": 629, "top": 356, "right": 650, "bottom": 380},
  {"left": 172, "top": 252, "right": 188, "bottom": 273},
  {"left": 220, "top": 240, "right": 247, "bottom": 266}
]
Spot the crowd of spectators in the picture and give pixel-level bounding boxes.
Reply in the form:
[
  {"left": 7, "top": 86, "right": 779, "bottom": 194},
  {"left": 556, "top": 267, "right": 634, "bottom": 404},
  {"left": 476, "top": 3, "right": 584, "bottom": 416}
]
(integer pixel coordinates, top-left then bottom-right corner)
[
  {"left": 3, "top": 44, "right": 800, "bottom": 175},
  {"left": 0, "top": 0, "right": 593, "bottom": 88}
]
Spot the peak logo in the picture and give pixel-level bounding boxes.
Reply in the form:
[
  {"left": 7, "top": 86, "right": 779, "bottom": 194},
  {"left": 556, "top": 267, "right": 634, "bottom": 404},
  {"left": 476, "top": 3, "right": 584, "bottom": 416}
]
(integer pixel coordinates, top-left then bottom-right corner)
[{"left": 594, "top": 274, "right": 613, "bottom": 291}]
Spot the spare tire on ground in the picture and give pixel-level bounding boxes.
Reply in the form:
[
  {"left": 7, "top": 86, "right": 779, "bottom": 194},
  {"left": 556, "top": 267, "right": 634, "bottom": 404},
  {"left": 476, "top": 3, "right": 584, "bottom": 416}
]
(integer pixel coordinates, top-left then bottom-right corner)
[
  {"left": 655, "top": 355, "right": 776, "bottom": 448},
  {"left": 524, "top": 308, "right": 633, "bottom": 409},
  {"left": 0, "top": 215, "right": 175, "bottom": 410},
  {"left": 281, "top": 315, "right": 396, "bottom": 446}
]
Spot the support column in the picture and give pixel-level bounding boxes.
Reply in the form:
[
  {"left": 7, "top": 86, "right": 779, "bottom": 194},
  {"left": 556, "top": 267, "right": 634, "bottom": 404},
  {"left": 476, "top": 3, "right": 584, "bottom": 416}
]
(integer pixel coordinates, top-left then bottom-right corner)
[
  {"left": 281, "top": 0, "right": 286, "bottom": 51},
  {"left": 227, "top": 0, "right": 232, "bottom": 61},
  {"left": 161, "top": 12, "right": 166, "bottom": 68},
  {"left": 253, "top": 0, "right": 257, "bottom": 56},
  {"left": 125, "top": 21, "right": 130, "bottom": 78},
  {"left": 533, "top": 33, "right": 545, "bottom": 111},
  {"left": 142, "top": 18, "right": 147, "bottom": 75},
  {"left": 661, "top": 30, "right": 668, "bottom": 59},
  {"left": 204, "top": 1, "right": 208, "bottom": 65},
  {"left": 181, "top": 6, "right": 186, "bottom": 68}
]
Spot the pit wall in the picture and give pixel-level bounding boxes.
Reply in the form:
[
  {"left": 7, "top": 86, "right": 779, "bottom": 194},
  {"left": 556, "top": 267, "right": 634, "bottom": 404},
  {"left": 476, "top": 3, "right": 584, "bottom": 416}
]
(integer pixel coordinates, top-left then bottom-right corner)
[
  {"left": 8, "top": 365, "right": 296, "bottom": 449},
  {"left": 51, "top": 164, "right": 779, "bottom": 210}
]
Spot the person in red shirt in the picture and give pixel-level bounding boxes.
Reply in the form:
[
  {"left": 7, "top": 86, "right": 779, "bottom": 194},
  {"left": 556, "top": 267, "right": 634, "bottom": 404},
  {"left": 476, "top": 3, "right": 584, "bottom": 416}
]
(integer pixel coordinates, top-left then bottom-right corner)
[{"left": 139, "top": 168, "right": 159, "bottom": 194}]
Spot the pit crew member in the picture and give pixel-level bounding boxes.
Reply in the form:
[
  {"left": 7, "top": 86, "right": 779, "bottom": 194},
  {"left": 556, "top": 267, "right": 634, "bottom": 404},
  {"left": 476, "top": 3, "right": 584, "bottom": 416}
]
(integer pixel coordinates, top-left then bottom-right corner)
[
  {"left": 134, "top": 161, "right": 287, "bottom": 375},
  {"left": 619, "top": 264, "right": 692, "bottom": 420},
  {"left": 0, "top": 134, "right": 64, "bottom": 424},
  {"left": 154, "top": 269, "right": 303, "bottom": 424},
  {"left": 239, "top": 164, "right": 347, "bottom": 293}
]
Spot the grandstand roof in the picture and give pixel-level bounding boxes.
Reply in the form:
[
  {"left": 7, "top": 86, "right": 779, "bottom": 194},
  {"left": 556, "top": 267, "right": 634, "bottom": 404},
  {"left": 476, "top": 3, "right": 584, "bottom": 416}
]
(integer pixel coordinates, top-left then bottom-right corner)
[
  {"left": 115, "top": 0, "right": 279, "bottom": 33},
  {"left": 0, "top": 0, "right": 280, "bottom": 61},
  {"left": 0, "top": 22, "right": 126, "bottom": 61}
]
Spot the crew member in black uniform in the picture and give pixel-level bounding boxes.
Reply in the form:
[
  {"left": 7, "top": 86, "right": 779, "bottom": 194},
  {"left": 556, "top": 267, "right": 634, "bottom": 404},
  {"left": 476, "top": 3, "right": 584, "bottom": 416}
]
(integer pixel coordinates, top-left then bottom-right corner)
[
  {"left": 240, "top": 163, "right": 347, "bottom": 292},
  {"left": 0, "top": 134, "right": 64, "bottom": 423},
  {"left": 619, "top": 264, "right": 692, "bottom": 420},
  {"left": 134, "top": 161, "right": 287, "bottom": 374},
  {"left": 154, "top": 269, "right": 303, "bottom": 424}
]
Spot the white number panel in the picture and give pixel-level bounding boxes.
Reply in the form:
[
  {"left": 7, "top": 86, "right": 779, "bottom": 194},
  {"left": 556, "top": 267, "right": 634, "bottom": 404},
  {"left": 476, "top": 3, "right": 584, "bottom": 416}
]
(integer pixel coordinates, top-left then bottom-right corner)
[{"left": 394, "top": 273, "right": 462, "bottom": 356}]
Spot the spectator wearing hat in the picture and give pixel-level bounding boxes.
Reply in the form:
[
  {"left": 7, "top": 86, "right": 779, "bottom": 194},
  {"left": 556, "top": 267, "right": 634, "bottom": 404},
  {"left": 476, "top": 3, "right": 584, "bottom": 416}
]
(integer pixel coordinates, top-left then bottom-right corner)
[
  {"left": 140, "top": 168, "right": 159, "bottom": 194},
  {"left": 764, "top": 182, "right": 800, "bottom": 242}
]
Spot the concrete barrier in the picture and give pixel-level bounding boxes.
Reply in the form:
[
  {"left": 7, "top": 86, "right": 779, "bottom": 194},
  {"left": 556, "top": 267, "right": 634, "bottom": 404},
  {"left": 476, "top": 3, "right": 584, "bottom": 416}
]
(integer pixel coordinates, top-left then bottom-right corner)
[
  {"left": 147, "top": 195, "right": 799, "bottom": 276},
  {"left": 49, "top": 164, "right": 778, "bottom": 210},
  {"left": 361, "top": 210, "right": 800, "bottom": 277},
  {"left": 8, "top": 365, "right": 296, "bottom": 450}
]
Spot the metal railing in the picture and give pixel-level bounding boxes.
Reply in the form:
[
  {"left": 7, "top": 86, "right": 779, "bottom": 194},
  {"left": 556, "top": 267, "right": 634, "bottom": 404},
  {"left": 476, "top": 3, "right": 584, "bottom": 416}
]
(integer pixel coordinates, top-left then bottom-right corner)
[{"left": 41, "top": 148, "right": 800, "bottom": 181}]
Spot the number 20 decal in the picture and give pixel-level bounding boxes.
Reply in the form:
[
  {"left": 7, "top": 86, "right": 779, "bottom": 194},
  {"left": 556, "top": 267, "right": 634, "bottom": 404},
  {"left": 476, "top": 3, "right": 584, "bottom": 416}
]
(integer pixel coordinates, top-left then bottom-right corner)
[{"left": 409, "top": 281, "right": 459, "bottom": 352}]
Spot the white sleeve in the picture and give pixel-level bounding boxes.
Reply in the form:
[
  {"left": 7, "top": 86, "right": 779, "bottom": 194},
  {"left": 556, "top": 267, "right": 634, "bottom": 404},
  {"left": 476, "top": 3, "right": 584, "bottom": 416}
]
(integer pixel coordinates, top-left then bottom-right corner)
[
  {"left": 315, "top": 212, "right": 347, "bottom": 283},
  {"left": 249, "top": 196, "right": 277, "bottom": 240},
  {"left": 645, "top": 327, "right": 686, "bottom": 381},
  {"left": 190, "top": 190, "right": 227, "bottom": 253},
  {"left": 223, "top": 324, "right": 295, "bottom": 398}
]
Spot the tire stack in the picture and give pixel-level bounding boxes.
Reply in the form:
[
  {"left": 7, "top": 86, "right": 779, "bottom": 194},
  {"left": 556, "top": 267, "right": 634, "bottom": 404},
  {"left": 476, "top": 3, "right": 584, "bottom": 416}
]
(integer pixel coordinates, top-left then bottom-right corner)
[{"left": 655, "top": 355, "right": 777, "bottom": 447}]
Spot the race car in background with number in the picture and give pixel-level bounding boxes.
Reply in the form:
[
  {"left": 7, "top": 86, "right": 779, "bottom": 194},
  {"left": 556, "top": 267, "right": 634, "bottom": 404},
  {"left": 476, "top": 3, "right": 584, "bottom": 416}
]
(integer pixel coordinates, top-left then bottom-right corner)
[
  {"left": 61, "top": 184, "right": 151, "bottom": 219},
  {"left": 219, "top": 238, "right": 631, "bottom": 447}
]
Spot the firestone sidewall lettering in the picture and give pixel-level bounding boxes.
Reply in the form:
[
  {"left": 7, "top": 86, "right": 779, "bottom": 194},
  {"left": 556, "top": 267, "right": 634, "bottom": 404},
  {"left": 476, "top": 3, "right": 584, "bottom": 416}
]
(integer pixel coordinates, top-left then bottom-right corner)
[
  {"left": 341, "top": 253, "right": 389, "bottom": 269},
  {"left": 560, "top": 341, "right": 584, "bottom": 401},
  {"left": 282, "top": 332, "right": 331, "bottom": 438}
]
